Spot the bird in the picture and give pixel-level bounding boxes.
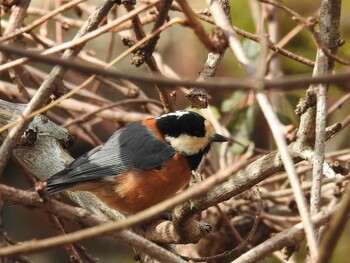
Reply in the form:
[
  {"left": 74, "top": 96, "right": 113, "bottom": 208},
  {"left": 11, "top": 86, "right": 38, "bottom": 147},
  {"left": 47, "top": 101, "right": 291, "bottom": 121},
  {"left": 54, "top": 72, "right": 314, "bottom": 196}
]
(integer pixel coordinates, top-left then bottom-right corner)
[{"left": 44, "top": 110, "right": 228, "bottom": 214}]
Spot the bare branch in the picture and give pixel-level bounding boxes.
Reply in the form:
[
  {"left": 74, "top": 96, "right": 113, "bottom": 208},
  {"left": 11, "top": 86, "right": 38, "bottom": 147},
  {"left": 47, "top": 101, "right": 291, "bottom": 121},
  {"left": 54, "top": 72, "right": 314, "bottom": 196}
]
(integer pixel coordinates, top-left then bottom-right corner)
[
  {"left": 309, "top": 0, "right": 342, "bottom": 229},
  {"left": 1, "top": 44, "right": 350, "bottom": 91}
]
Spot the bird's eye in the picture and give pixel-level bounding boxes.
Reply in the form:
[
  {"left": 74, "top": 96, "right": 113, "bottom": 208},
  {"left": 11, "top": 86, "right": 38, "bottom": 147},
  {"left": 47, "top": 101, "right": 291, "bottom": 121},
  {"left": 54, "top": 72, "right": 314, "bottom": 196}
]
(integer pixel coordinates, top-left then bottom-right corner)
[{"left": 190, "top": 129, "right": 204, "bottom": 137}]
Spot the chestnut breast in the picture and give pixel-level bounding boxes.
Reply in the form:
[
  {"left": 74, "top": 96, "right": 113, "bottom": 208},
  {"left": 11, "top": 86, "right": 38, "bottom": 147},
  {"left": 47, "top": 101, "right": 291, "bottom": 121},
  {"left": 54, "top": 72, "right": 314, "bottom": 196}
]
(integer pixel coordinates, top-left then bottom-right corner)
[{"left": 75, "top": 153, "right": 191, "bottom": 213}]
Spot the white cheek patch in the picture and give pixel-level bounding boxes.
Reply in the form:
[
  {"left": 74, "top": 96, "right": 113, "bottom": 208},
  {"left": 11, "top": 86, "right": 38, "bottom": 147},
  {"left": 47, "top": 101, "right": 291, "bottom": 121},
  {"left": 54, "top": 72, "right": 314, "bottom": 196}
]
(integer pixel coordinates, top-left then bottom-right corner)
[
  {"left": 165, "top": 134, "right": 210, "bottom": 155},
  {"left": 161, "top": 115, "right": 217, "bottom": 155}
]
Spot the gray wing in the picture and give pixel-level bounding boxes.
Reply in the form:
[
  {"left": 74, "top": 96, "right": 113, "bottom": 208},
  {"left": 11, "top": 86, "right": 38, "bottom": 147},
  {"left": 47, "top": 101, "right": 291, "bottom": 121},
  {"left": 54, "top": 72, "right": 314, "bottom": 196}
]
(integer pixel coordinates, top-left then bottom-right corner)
[{"left": 46, "top": 122, "right": 175, "bottom": 193}]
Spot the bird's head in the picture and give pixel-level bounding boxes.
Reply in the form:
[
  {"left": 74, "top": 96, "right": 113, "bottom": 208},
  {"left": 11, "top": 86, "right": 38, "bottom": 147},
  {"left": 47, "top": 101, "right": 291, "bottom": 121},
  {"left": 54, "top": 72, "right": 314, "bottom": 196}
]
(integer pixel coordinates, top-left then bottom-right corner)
[{"left": 155, "top": 111, "right": 228, "bottom": 157}]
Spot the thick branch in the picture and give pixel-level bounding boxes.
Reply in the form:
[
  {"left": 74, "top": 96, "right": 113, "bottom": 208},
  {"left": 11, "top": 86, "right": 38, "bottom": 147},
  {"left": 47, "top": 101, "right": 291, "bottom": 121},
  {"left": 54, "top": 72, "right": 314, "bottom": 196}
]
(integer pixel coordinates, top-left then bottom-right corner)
[{"left": 174, "top": 143, "right": 302, "bottom": 221}]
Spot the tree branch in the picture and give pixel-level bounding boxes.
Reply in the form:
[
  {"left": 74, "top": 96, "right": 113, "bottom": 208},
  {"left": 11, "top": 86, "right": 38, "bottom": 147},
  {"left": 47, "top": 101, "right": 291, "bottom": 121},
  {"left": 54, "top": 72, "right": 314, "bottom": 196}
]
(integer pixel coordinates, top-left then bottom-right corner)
[{"left": 309, "top": 0, "right": 342, "bottom": 230}]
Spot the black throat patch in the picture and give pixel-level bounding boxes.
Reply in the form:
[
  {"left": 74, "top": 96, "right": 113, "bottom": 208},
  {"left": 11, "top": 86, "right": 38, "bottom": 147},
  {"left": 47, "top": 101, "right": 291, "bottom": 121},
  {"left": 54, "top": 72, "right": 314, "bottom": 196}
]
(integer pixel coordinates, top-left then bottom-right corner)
[{"left": 184, "top": 144, "right": 211, "bottom": 170}]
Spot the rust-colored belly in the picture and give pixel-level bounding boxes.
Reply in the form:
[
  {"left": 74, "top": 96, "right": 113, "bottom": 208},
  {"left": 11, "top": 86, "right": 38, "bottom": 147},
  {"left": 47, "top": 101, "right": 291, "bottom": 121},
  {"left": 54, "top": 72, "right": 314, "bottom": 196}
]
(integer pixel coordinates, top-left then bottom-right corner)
[{"left": 76, "top": 153, "right": 192, "bottom": 214}]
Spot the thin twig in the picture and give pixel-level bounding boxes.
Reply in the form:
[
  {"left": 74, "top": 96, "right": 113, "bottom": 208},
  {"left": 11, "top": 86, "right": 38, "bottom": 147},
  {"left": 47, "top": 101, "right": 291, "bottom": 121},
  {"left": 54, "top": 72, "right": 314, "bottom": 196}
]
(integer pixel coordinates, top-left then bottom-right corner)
[
  {"left": 327, "top": 92, "right": 350, "bottom": 115},
  {"left": 176, "top": 0, "right": 218, "bottom": 52},
  {"left": 318, "top": 175, "right": 350, "bottom": 263},
  {"left": 232, "top": 205, "right": 338, "bottom": 263},
  {"left": 0, "top": 0, "right": 161, "bottom": 73},
  {"left": 205, "top": 0, "right": 253, "bottom": 75},
  {"left": 260, "top": 0, "right": 350, "bottom": 68},
  {"left": 0, "top": 0, "right": 85, "bottom": 43},
  {"left": 0, "top": 0, "right": 31, "bottom": 74},
  {"left": 0, "top": 82, "right": 152, "bottom": 125},
  {"left": 48, "top": 215, "right": 83, "bottom": 263},
  {"left": 194, "top": 9, "right": 315, "bottom": 67},
  {"left": 63, "top": 99, "right": 161, "bottom": 128},
  {"left": 124, "top": 0, "right": 174, "bottom": 112},
  {"left": 182, "top": 196, "right": 262, "bottom": 262}
]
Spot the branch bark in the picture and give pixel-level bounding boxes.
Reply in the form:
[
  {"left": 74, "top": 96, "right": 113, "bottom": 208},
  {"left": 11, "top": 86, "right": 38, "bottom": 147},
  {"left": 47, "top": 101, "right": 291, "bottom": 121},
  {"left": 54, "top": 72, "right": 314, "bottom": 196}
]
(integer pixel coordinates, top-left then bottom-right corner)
[{"left": 309, "top": 0, "right": 342, "bottom": 226}]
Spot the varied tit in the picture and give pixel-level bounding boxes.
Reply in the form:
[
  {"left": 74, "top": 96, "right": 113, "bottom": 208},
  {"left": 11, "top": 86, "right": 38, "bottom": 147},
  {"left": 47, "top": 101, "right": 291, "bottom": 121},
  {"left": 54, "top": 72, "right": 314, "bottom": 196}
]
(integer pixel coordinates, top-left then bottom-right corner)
[{"left": 45, "top": 111, "right": 228, "bottom": 214}]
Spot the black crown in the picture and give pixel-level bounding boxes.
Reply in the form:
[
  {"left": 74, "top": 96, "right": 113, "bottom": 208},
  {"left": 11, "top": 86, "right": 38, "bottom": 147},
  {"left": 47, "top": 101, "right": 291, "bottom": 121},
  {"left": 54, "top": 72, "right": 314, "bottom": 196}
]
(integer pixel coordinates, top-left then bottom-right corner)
[{"left": 156, "top": 111, "right": 206, "bottom": 138}]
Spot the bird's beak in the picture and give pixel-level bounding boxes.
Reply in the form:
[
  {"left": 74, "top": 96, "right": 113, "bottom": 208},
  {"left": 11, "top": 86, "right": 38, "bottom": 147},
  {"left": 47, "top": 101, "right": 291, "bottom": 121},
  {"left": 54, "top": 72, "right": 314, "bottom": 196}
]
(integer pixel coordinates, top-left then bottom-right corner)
[{"left": 212, "top": 133, "right": 229, "bottom": 142}]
